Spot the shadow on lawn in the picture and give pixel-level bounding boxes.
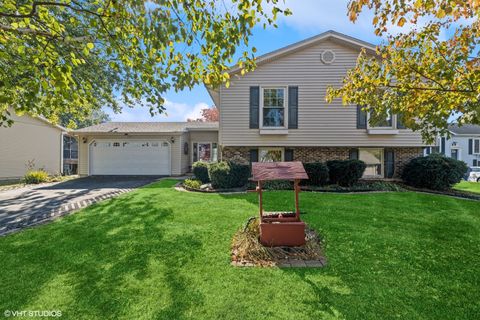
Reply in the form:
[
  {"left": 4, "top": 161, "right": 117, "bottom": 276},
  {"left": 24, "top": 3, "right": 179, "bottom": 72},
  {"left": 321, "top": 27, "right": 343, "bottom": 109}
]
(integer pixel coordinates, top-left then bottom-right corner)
[{"left": 0, "top": 182, "right": 204, "bottom": 319}]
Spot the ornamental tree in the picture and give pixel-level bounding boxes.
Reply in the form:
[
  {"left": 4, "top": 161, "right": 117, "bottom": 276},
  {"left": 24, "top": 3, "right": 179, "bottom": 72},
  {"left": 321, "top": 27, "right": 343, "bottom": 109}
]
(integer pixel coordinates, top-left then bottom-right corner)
[
  {"left": 326, "top": 0, "right": 479, "bottom": 141},
  {"left": 0, "top": 0, "right": 290, "bottom": 126}
]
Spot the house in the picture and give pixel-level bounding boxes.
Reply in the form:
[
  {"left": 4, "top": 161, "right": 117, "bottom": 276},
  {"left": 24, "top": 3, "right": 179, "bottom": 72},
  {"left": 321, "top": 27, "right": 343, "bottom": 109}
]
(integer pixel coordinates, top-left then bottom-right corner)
[
  {"left": 0, "top": 112, "right": 67, "bottom": 180},
  {"left": 74, "top": 122, "right": 218, "bottom": 176},
  {"left": 426, "top": 124, "right": 480, "bottom": 167},
  {"left": 208, "top": 30, "right": 424, "bottom": 178},
  {"left": 75, "top": 30, "right": 425, "bottom": 178}
]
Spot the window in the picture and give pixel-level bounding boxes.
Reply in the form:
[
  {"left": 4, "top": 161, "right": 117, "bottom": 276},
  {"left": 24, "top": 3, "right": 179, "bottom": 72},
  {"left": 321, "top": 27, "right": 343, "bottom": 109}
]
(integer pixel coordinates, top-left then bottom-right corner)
[
  {"left": 359, "top": 148, "right": 383, "bottom": 177},
  {"left": 262, "top": 88, "right": 286, "bottom": 128},
  {"left": 259, "top": 148, "right": 283, "bottom": 162},
  {"left": 193, "top": 142, "right": 218, "bottom": 162},
  {"left": 63, "top": 135, "right": 78, "bottom": 159},
  {"left": 369, "top": 111, "right": 393, "bottom": 128},
  {"left": 474, "top": 139, "right": 480, "bottom": 154},
  {"left": 113, "top": 142, "right": 120, "bottom": 147}
]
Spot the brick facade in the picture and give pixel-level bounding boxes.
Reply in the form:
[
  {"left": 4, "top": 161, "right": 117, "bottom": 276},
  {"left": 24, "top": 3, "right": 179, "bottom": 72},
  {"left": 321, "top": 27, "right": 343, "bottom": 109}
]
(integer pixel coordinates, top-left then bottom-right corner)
[{"left": 221, "top": 146, "right": 423, "bottom": 179}]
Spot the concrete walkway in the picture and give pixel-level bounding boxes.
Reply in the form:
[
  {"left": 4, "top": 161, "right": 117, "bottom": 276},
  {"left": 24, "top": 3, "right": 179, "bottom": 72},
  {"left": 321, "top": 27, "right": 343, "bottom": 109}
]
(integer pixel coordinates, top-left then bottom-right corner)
[{"left": 0, "top": 176, "right": 162, "bottom": 236}]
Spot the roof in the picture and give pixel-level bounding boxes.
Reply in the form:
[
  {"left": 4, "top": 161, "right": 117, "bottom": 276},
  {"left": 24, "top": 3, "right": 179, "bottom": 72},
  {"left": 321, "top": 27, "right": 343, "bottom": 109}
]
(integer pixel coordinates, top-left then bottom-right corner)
[
  {"left": 449, "top": 124, "right": 480, "bottom": 135},
  {"left": 206, "top": 30, "right": 378, "bottom": 106},
  {"left": 36, "top": 115, "right": 67, "bottom": 132},
  {"left": 251, "top": 162, "right": 309, "bottom": 181},
  {"left": 74, "top": 121, "right": 219, "bottom": 134}
]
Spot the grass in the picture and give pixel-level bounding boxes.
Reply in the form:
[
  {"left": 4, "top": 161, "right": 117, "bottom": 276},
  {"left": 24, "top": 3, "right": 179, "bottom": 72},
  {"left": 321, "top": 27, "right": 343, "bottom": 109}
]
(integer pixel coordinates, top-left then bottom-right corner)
[
  {"left": 0, "top": 179, "right": 479, "bottom": 319},
  {"left": 454, "top": 181, "right": 480, "bottom": 194}
]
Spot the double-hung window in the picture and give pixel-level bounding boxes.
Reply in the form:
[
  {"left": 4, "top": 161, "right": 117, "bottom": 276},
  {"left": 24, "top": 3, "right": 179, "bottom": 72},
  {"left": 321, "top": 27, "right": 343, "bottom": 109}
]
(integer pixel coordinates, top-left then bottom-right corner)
[
  {"left": 359, "top": 148, "right": 383, "bottom": 178},
  {"left": 262, "top": 88, "right": 286, "bottom": 128},
  {"left": 474, "top": 139, "right": 480, "bottom": 154},
  {"left": 368, "top": 111, "right": 394, "bottom": 129},
  {"left": 259, "top": 148, "right": 284, "bottom": 162}
]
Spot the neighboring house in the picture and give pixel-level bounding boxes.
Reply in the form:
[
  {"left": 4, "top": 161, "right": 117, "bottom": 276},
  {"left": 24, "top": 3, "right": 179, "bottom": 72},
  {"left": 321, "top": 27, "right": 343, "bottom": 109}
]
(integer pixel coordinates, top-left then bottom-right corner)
[
  {"left": 75, "top": 30, "right": 425, "bottom": 178},
  {"left": 207, "top": 30, "right": 424, "bottom": 179},
  {"left": 74, "top": 122, "right": 218, "bottom": 176},
  {"left": 0, "top": 112, "right": 66, "bottom": 180},
  {"left": 426, "top": 124, "right": 480, "bottom": 167}
]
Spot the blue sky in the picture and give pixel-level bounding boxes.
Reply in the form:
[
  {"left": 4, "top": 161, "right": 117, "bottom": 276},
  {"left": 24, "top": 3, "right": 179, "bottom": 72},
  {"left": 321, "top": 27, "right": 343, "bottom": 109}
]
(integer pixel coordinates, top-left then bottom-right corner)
[{"left": 108, "top": 0, "right": 383, "bottom": 122}]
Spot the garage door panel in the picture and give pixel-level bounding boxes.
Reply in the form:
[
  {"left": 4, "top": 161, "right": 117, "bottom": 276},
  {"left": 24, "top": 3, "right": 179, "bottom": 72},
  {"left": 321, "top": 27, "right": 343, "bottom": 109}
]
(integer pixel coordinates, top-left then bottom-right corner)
[{"left": 89, "top": 140, "right": 170, "bottom": 175}]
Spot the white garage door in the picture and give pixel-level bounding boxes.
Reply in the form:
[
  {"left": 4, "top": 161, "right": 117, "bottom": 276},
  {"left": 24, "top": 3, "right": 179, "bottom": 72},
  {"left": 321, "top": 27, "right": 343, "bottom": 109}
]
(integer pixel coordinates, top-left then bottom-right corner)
[{"left": 89, "top": 140, "right": 171, "bottom": 175}]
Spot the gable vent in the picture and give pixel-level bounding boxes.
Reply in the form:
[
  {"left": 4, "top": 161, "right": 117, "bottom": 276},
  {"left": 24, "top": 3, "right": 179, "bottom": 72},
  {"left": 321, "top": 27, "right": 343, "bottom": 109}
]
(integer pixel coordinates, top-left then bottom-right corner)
[{"left": 320, "top": 50, "right": 335, "bottom": 64}]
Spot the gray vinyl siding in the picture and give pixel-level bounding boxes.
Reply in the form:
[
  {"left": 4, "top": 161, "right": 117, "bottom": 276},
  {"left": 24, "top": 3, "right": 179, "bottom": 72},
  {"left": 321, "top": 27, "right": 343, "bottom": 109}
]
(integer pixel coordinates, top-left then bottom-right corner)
[{"left": 219, "top": 39, "right": 424, "bottom": 147}]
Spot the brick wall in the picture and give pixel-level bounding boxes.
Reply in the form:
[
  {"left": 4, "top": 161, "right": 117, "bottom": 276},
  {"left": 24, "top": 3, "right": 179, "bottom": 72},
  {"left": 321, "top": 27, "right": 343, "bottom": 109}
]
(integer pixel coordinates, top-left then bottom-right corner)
[{"left": 222, "top": 146, "right": 423, "bottom": 179}]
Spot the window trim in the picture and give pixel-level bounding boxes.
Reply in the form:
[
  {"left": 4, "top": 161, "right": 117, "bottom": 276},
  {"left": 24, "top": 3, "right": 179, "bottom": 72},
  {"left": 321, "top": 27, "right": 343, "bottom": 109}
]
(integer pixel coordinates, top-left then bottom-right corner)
[
  {"left": 359, "top": 148, "right": 384, "bottom": 178},
  {"left": 259, "top": 86, "right": 288, "bottom": 130},
  {"left": 192, "top": 142, "right": 218, "bottom": 163},
  {"left": 258, "top": 147, "right": 284, "bottom": 162}
]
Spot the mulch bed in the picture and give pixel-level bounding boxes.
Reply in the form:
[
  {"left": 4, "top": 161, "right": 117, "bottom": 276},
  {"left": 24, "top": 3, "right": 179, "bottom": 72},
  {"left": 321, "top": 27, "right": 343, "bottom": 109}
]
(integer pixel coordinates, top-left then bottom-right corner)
[{"left": 231, "top": 217, "right": 326, "bottom": 268}]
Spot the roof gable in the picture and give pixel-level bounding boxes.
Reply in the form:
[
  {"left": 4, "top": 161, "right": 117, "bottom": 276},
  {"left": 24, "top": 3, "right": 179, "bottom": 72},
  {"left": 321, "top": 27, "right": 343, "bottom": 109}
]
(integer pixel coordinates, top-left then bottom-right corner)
[{"left": 206, "top": 30, "right": 377, "bottom": 106}]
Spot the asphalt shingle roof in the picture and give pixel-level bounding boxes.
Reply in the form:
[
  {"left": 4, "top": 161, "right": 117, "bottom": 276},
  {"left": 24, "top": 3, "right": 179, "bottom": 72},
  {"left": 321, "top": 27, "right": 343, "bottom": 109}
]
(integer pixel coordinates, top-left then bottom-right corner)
[
  {"left": 449, "top": 124, "right": 480, "bottom": 135},
  {"left": 74, "top": 121, "right": 218, "bottom": 133}
]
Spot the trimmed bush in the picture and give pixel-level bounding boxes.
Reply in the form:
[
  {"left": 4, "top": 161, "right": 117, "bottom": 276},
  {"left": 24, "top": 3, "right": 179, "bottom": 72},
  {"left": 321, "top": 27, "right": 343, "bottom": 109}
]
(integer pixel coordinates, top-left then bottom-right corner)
[
  {"left": 401, "top": 154, "right": 468, "bottom": 190},
  {"left": 327, "top": 159, "right": 366, "bottom": 187},
  {"left": 303, "top": 162, "right": 329, "bottom": 186},
  {"left": 183, "top": 178, "right": 202, "bottom": 189},
  {"left": 24, "top": 170, "right": 49, "bottom": 184},
  {"left": 192, "top": 161, "right": 210, "bottom": 183},
  {"left": 208, "top": 161, "right": 250, "bottom": 189},
  {"left": 229, "top": 162, "right": 250, "bottom": 187}
]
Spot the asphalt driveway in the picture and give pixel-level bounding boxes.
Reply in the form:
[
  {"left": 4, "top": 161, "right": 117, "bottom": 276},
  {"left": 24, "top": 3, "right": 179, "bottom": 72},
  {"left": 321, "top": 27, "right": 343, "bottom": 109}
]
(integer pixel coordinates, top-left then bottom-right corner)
[{"left": 0, "top": 176, "right": 162, "bottom": 236}]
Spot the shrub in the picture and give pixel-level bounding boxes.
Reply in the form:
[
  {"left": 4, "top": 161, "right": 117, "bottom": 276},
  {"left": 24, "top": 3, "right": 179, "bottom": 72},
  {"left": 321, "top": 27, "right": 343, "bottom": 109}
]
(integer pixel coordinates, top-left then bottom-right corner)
[
  {"left": 208, "top": 161, "right": 250, "bottom": 189},
  {"left": 183, "top": 178, "right": 202, "bottom": 189},
  {"left": 23, "top": 170, "right": 49, "bottom": 184},
  {"left": 401, "top": 154, "right": 468, "bottom": 190},
  {"left": 192, "top": 161, "right": 210, "bottom": 183},
  {"left": 327, "top": 159, "right": 366, "bottom": 187},
  {"left": 303, "top": 162, "right": 329, "bottom": 186},
  {"left": 229, "top": 162, "right": 250, "bottom": 187}
]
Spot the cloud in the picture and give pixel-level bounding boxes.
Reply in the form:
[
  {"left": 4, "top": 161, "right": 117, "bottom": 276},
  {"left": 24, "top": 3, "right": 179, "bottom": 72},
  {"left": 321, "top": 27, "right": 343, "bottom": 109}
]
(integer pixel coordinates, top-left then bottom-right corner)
[{"left": 107, "top": 99, "right": 210, "bottom": 122}]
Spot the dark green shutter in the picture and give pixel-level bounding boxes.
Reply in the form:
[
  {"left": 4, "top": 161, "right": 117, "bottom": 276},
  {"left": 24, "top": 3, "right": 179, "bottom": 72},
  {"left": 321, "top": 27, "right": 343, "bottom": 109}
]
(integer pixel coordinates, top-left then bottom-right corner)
[
  {"left": 249, "top": 87, "right": 260, "bottom": 129},
  {"left": 357, "top": 105, "right": 367, "bottom": 129},
  {"left": 384, "top": 149, "right": 395, "bottom": 178},
  {"left": 288, "top": 86, "right": 298, "bottom": 129},
  {"left": 474, "top": 159, "right": 478, "bottom": 167},
  {"left": 441, "top": 137, "right": 446, "bottom": 154},
  {"left": 349, "top": 148, "right": 358, "bottom": 160},
  {"left": 396, "top": 114, "right": 406, "bottom": 129},
  {"left": 284, "top": 149, "right": 294, "bottom": 161},
  {"left": 249, "top": 149, "right": 258, "bottom": 164},
  {"left": 468, "top": 139, "right": 473, "bottom": 155}
]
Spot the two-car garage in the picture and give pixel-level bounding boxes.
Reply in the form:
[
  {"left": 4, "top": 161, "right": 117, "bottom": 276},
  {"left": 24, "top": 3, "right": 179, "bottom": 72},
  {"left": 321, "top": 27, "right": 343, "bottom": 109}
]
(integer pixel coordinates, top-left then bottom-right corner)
[{"left": 89, "top": 140, "right": 171, "bottom": 175}]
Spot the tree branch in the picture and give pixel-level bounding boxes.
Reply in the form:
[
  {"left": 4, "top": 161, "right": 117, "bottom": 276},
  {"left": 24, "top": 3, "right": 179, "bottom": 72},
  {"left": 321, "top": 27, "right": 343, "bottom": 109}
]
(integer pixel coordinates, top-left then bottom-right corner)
[{"left": 0, "top": 23, "right": 92, "bottom": 42}]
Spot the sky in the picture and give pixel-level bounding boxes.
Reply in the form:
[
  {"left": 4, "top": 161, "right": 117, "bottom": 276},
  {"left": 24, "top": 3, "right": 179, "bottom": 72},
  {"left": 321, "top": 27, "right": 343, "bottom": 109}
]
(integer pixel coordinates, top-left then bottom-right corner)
[{"left": 107, "top": 0, "right": 384, "bottom": 122}]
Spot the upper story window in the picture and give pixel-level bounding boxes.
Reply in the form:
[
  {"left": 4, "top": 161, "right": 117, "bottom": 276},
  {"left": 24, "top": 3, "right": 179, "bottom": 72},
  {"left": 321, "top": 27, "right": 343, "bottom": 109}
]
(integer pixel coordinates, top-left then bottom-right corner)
[
  {"left": 262, "top": 88, "right": 286, "bottom": 128},
  {"left": 369, "top": 111, "right": 394, "bottom": 129}
]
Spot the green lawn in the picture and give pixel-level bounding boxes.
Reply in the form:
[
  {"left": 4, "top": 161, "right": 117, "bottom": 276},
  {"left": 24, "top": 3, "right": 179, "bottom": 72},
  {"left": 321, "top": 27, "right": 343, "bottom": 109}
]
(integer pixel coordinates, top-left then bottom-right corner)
[
  {"left": 1, "top": 180, "right": 479, "bottom": 319},
  {"left": 454, "top": 181, "right": 480, "bottom": 194}
]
